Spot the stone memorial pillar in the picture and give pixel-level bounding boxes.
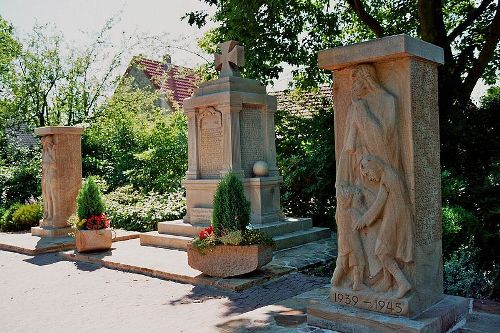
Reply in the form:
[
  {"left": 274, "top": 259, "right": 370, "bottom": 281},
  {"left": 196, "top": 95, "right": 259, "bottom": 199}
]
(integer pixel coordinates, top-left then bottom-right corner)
[
  {"left": 183, "top": 40, "right": 282, "bottom": 225},
  {"left": 307, "top": 35, "right": 469, "bottom": 331},
  {"left": 32, "top": 126, "right": 84, "bottom": 237}
]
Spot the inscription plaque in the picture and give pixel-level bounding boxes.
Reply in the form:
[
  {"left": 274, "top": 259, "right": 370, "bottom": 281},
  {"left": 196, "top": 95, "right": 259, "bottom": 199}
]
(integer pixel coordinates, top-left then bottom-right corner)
[
  {"left": 199, "top": 109, "right": 223, "bottom": 178},
  {"left": 240, "top": 108, "right": 264, "bottom": 177}
]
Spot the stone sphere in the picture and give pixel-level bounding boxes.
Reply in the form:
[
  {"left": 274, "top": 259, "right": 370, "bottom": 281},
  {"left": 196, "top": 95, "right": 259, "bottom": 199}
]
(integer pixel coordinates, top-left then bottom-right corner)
[{"left": 253, "top": 161, "right": 269, "bottom": 177}]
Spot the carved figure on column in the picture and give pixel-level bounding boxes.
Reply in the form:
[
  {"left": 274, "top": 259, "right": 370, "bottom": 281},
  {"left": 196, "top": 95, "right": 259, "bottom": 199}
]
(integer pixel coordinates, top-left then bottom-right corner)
[
  {"left": 333, "top": 63, "right": 415, "bottom": 299},
  {"left": 337, "top": 64, "right": 400, "bottom": 187},
  {"left": 356, "top": 155, "right": 414, "bottom": 298},
  {"left": 41, "top": 135, "right": 57, "bottom": 222},
  {"left": 331, "top": 184, "right": 368, "bottom": 291}
]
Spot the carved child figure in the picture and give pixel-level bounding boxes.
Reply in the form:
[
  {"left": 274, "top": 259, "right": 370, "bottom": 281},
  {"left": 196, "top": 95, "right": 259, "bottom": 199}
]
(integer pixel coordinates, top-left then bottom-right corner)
[
  {"left": 356, "top": 155, "right": 414, "bottom": 298},
  {"left": 331, "top": 184, "right": 368, "bottom": 291}
]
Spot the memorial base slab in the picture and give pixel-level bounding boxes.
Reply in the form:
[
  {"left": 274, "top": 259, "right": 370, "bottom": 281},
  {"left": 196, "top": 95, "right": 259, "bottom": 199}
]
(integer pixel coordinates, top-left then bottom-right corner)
[
  {"left": 31, "top": 226, "right": 73, "bottom": 237},
  {"left": 307, "top": 294, "right": 470, "bottom": 333}
]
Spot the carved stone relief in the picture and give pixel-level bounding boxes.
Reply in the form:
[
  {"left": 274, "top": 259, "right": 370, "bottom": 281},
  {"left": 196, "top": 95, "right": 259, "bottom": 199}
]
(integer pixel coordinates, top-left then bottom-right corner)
[
  {"left": 41, "top": 135, "right": 57, "bottom": 224},
  {"left": 332, "top": 64, "right": 415, "bottom": 299}
]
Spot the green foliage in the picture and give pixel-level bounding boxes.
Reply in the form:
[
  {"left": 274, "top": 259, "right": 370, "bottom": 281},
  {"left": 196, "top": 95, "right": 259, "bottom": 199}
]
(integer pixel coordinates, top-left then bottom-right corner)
[
  {"left": 0, "top": 203, "right": 22, "bottom": 231},
  {"left": 77, "top": 177, "right": 105, "bottom": 220},
  {"left": 82, "top": 80, "right": 187, "bottom": 193},
  {"left": 240, "top": 229, "right": 274, "bottom": 246},
  {"left": 104, "top": 185, "right": 185, "bottom": 232},
  {"left": 0, "top": 15, "right": 21, "bottom": 85},
  {"left": 211, "top": 172, "right": 251, "bottom": 234},
  {"left": 220, "top": 230, "right": 243, "bottom": 245},
  {"left": 11, "top": 203, "right": 43, "bottom": 230},
  {"left": 3, "top": 18, "right": 128, "bottom": 128},
  {"left": 185, "top": 1, "right": 499, "bottom": 101},
  {"left": 0, "top": 148, "right": 41, "bottom": 209},
  {"left": 444, "top": 240, "right": 497, "bottom": 299},
  {"left": 275, "top": 90, "right": 335, "bottom": 228},
  {"left": 442, "top": 205, "right": 478, "bottom": 257}
]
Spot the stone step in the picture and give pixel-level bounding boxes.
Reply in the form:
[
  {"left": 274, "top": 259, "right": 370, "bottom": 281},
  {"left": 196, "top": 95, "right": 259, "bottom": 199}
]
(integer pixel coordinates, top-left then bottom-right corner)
[
  {"left": 273, "top": 227, "right": 331, "bottom": 251},
  {"left": 157, "top": 218, "right": 313, "bottom": 238},
  {"left": 158, "top": 220, "right": 205, "bottom": 237},
  {"left": 254, "top": 218, "right": 313, "bottom": 237},
  {"left": 139, "top": 232, "right": 191, "bottom": 250},
  {"left": 144, "top": 219, "right": 330, "bottom": 252}
]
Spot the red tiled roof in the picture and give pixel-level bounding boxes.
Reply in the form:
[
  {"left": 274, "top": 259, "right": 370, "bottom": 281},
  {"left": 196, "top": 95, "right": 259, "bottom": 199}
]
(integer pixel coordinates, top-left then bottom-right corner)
[{"left": 134, "top": 57, "right": 198, "bottom": 108}]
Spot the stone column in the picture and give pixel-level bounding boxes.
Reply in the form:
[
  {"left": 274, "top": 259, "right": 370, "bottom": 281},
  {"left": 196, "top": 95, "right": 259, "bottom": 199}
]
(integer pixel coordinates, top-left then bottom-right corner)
[
  {"left": 185, "top": 108, "right": 200, "bottom": 180},
  {"left": 308, "top": 34, "right": 470, "bottom": 333},
  {"left": 322, "top": 35, "right": 445, "bottom": 316},
  {"left": 32, "top": 126, "right": 84, "bottom": 237}
]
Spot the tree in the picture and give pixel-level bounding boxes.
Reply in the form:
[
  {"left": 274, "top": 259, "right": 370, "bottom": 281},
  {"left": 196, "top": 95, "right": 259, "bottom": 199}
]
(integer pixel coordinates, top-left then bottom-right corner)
[
  {"left": 3, "top": 18, "right": 130, "bottom": 128},
  {"left": 184, "top": 0, "right": 499, "bottom": 188},
  {"left": 0, "top": 16, "right": 20, "bottom": 88},
  {"left": 186, "top": 1, "right": 498, "bottom": 107}
]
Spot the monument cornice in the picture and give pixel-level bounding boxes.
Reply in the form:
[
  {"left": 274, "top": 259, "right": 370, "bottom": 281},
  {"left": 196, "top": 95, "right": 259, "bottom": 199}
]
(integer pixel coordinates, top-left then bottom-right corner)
[
  {"left": 318, "top": 34, "right": 444, "bottom": 70},
  {"left": 34, "top": 126, "right": 84, "bottom": 136}
]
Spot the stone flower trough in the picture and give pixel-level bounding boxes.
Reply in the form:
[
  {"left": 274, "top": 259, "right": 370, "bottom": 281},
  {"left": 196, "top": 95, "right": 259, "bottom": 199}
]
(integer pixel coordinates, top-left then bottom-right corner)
[{"left": 187, "top": 243, "right": 273, "bottom": 278}]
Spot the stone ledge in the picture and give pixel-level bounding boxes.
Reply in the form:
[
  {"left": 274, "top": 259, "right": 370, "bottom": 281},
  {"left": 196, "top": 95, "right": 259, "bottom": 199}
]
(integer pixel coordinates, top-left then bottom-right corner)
[
  {"left": 318, "top": 34, "right": 444, "bottom": 70},
  {"left": 34, "top": 126, "right": 84, "bottom": 136},
  {"left": 307, "top": 294, "right": 470, "bottom": 333},
  {"left": 0, "top": 229, "right": 139, "bottom": 255}
]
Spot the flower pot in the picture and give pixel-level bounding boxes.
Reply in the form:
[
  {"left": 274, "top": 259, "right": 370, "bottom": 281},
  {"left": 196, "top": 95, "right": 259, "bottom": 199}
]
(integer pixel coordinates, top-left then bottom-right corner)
[
  {"left": 187, "top": 243, "right": 273, "bottom": 278},
  {"left": 75, "top": 229, "right": 113, "bottom": 253}
]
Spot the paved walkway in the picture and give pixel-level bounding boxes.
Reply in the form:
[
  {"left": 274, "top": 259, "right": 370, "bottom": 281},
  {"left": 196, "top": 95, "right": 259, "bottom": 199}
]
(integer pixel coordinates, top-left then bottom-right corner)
[{"left": 0, "top": 250, "right": 329, "bottom": 333}]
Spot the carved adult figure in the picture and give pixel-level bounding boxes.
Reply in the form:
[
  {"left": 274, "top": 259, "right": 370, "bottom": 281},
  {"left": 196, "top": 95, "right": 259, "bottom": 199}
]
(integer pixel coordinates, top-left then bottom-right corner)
[
  {"left": 336, "top": 63, "right": 400, "bottom": 187},
  {"left": 356, "top": 155, "right": 414, "bottom": 298},
  {"left": 41, "top": 135, "right": 57, "bottom": 222},
  {"left": 331, "top": 185, "right": 368, "bottom": 291}
]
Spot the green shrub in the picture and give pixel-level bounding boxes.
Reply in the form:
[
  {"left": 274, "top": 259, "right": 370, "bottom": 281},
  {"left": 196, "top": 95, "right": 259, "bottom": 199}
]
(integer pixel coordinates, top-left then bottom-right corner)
[
  {"left": 104, "top": 185, "right": 185, "bottom": 232},
  {"left": 0, "top": 203, "right": 22, "bottom": 231},
  {"left": 0, "top": 154, "right": 41, "bottom": 208},
  {"left": 11, "top": 203, "right": 43, "bottom": 229},
  {"left": 442, "top": 205, "right": 478, "bottom": 257},
  {"left": 444, "top": 240, "right": 497, "bottom": 299},
  {"left": 275, "top": 90, "right": 335, "bottom": 229},
  {"left": 77, "top": 176, "right": 105, "bottom": 220},
  {"left": 212, "top": 172, "right": 250, "bottom": 235}
]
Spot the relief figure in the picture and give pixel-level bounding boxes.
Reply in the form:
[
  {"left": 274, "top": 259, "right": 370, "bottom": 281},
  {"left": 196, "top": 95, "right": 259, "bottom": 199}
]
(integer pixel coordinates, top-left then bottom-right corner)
[
  {"left": 41, "top": 135, "right": 57, "bottom": 222},
  {"left": 331, "top": 184, "right": 368, "bottom": 291},
  {"left": 333, "top": 63, "right": 414, "bottom": 299},
  {"left": 337, "top": 63, "right": 400, "bottom": 187},
  {"left": 355, "top": 155, "right": 414, "bottom": 298}
]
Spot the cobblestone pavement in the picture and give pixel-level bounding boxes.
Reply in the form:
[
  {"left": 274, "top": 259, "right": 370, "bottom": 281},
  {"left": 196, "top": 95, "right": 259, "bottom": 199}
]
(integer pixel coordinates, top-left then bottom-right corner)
[{"left": 0, "top": 250, "right": 329, "bottom": 333}]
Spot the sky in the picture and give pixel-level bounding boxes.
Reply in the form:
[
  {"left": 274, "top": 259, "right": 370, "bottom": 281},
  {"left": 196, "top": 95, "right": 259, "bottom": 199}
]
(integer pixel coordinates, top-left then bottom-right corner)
[
  {"left": 0, "top": 0, "right": 490, "bottom": 99},
  {"left": 0, "top": 0, "right": 214, "bottom": 67}
]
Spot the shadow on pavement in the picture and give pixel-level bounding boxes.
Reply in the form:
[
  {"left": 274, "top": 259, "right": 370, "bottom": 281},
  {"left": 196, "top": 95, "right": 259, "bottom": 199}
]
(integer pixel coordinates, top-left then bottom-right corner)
[{"left": 168, "top": 272, "right": 329, "bottom": 317}]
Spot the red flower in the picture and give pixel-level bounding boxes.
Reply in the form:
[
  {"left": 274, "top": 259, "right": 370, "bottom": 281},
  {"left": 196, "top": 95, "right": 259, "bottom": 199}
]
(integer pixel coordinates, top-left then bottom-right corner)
[
  {"left": 199, "top": 225, "right": 214, "bottom": 239},
  {"left": 85, "top": 213, "right": 110, "bottom": 230}
]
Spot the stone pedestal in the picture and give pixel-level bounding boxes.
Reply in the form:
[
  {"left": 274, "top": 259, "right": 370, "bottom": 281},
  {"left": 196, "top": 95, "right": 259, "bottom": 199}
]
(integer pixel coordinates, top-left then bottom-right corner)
[
  {"left": 183, "top": 41, "right": 282, "bottom": 225},
  {"left": 32, "top": 126, "right": 83, "bottom": 237},
  {"left": 307, "top": 34, "right": 461, "bottom": 330}
]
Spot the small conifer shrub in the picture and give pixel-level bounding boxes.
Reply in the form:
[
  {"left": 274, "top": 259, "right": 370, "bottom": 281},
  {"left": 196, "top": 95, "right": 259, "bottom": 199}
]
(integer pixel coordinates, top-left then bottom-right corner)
[
  {"left": 72, "top": 177, "right": 109, "bottom": 230},
  {"left": 77, "top": 176, "right": 105, "bottom": 220},
  {"left": 191, "top": 172, "right": 273, "bottom": 252},
  {"left": 211, "top": 172, "right": 251, "bottom": 235}
]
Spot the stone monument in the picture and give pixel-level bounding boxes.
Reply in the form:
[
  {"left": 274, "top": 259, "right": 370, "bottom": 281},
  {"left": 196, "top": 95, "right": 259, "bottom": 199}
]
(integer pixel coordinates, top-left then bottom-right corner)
[
  {"left": 183, "top": 40, "right": 282, "bottom": 225},
  {"left": 140, "top": 40, "right": 330, "bottom": 251},
  {"left": 32, "top": 126, "right": 84, "bottom": 237},
  {"left": 307, "top": 35, "right": 469, "bottom": 332}
]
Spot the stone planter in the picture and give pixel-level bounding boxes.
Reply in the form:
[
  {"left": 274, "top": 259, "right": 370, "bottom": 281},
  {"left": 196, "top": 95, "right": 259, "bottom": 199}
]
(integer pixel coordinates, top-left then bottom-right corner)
[
  {"left": 75, "top": 229, "right": 113, "bottom": 253},
  {"left": 187, "top": 243, "right": 273, "bottom": 278}
]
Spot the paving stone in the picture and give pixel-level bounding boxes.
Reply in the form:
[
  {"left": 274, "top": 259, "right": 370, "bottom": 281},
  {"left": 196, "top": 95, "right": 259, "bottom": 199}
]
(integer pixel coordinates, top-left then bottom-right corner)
[{"left": 0, "top": 229, "right": 139, "bottom": 255}]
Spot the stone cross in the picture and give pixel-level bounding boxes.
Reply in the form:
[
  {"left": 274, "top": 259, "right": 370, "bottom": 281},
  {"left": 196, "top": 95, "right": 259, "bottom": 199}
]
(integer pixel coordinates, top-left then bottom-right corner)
[{"left": 214, "top": 40, "right": 245, "bottom": 77}]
